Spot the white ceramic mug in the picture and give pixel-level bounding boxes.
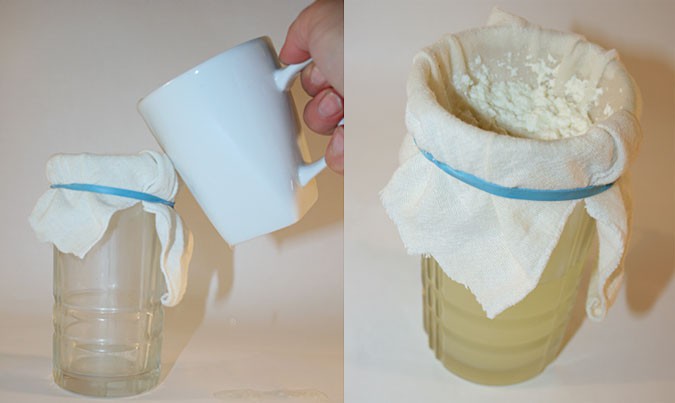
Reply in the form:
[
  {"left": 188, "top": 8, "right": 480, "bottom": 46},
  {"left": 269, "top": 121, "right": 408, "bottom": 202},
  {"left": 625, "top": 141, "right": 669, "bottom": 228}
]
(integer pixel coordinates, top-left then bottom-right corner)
[{"left": 138, "top": 36, "right": 327, "bottom": 245}]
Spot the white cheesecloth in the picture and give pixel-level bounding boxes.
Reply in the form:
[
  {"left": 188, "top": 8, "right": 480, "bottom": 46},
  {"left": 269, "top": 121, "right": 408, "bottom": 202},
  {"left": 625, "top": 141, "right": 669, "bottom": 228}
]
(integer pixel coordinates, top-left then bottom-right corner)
[
  {"left": 29, "top": 150, "right": 194, "bottom": 307},
  {"left": 381, "top": 8, "right": 642, "bottom": 320}
]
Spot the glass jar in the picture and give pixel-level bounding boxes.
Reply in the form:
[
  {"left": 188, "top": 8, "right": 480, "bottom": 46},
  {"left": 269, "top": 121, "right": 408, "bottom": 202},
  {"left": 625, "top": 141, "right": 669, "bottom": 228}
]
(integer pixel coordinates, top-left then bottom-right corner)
[
  {"left": 52, "top": 203, "right": 164, "bottom": 397},
  {"left": 422, "top": 203, "right": 595, "bottom": 385}
]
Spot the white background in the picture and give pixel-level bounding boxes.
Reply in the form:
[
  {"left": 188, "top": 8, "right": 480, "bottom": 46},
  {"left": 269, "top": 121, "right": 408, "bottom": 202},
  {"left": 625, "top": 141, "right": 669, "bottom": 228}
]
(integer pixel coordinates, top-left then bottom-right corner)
[
  {"left": 345, "top": 0, "right": 674, "bottom": 402},
  {"left": 0, "top": 1, "right": 343, "bottom": 402}
]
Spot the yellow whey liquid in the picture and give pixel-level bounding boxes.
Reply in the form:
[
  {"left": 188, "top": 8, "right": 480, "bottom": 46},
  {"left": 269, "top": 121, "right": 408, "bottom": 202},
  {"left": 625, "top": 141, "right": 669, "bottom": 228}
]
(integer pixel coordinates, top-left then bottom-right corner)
[{"left": 422, "top": 204, "right": 594, "bottom": 385}]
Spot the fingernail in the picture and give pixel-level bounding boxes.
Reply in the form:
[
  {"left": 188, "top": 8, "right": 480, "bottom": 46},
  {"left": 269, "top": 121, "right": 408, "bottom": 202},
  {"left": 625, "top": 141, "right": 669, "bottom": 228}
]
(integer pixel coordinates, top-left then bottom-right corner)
[
  {"left": 318, "top": 91, "right": 343, "bottom": 118},
  {"left": 309, "top": 64, "right": 326, "bottom": 87},
  {"left": 328, "top": 127, "right": 344, "bottom": 156},
  {"left": 327, "top": 128, "right": 344, "bottom": 174}
]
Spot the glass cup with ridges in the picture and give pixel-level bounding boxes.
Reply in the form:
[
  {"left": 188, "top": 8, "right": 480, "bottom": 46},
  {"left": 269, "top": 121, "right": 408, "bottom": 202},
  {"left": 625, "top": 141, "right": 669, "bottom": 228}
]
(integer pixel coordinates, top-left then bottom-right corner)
[
  {"left": 53, "top": 203, "right": 164, "bottom": 397},
  {"left": 422, "top": 203, "right": 595, "bottom": 385}
]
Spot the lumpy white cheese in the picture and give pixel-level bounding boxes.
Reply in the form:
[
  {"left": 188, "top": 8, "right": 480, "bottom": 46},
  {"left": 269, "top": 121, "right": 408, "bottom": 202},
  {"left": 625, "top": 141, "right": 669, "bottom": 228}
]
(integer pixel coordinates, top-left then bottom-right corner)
[{"left": 452, "top": 54, "right": 607, "bottom": 140}]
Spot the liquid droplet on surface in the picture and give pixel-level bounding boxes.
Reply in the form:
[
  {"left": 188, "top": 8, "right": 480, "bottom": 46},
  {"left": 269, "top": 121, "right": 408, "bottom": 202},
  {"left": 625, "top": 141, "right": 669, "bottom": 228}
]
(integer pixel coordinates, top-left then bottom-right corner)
[{"left": 213, "top": 388, "right": 330, "bottom": 402}]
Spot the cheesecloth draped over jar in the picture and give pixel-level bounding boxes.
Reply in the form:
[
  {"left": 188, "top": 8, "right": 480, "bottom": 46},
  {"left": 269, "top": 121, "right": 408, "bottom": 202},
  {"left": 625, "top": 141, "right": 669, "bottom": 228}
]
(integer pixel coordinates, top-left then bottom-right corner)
[
  {"left": 381, "top": 9, "right": 642, "bottom": 320},
  {"left": 29, "top": 151, "right": 194, "bottom": 307}
]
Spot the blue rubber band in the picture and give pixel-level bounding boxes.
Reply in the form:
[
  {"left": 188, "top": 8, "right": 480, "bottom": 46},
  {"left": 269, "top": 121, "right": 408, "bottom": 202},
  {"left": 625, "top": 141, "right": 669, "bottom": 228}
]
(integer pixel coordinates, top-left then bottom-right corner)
[
  {"left": 51, "top": 183, "right": 175, "bottom": 208},
  {"left": 418, "top": 147, "right": 613, "bottom": 201}
]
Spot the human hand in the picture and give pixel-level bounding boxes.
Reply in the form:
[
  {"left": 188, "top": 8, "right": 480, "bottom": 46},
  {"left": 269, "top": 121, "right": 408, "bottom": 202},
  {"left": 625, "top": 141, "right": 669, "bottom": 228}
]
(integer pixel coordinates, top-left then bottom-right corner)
[{"left": 280, "top": 0, "right": 344, "bottom": 175}]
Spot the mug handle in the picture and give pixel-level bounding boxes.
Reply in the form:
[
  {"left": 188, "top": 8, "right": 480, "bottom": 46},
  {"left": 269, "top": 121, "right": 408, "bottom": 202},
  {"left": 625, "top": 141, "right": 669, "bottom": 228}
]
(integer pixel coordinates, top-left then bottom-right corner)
[
  {"left": 274, "top": 58, "right": 313, "bottom": 91},
  {"left": 275, "top": 59, "right": 343, "bottom": 186},
  {"left": 297, "top": 118, "right": 344, "bottom": 186}
]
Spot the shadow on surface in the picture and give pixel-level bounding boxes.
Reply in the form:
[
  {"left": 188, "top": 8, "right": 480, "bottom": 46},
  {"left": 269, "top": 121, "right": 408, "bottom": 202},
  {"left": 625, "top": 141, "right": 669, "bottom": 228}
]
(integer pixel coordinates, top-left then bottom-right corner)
[
  {"left": 571, "top": 24, "right": 675, "bottom": 316},
  {"left": 160, "top": 179, "right": 235, "bottom": 382},
  {"left": 617, "top": 50, "right": 675, "bottom": 315},
  {"left": 624, "top": 229, "right": 675, "bottom": 314}
]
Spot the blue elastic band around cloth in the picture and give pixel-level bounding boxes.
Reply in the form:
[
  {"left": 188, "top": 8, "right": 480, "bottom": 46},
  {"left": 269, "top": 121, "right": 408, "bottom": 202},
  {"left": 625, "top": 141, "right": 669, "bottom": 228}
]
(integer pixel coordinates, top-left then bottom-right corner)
[
  {"left": 418, "top": 147, "right": 613, "bottom": 201},
  {"left": 51, "top": 183, "right": 175, "bottom": 208}
]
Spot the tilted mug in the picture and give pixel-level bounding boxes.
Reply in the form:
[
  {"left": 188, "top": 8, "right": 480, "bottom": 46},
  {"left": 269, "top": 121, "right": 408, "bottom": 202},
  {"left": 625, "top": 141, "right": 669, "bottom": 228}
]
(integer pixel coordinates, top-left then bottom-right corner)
[{"left": 138, "top": 36, "right": 326, "bottom": 245}]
